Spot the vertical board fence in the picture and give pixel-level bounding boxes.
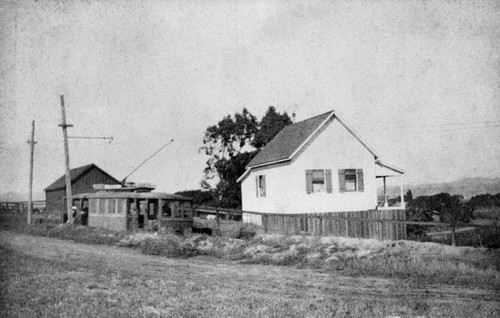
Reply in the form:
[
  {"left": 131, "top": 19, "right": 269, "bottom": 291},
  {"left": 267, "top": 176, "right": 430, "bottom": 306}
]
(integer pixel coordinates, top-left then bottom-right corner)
[
  {"left": 192, "top": 206, "right": 406, "bottom": 241},
  {"left": 258, "top": 209, "right": 407, "bottom": 241},
  {"left": 0, "top": 201, "right": 46, "bottom": 214}
]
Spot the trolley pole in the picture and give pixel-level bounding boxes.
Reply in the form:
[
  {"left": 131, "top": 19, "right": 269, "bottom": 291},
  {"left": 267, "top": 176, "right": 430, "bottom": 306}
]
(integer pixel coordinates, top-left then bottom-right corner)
[
  {"left": 59, "top": 95, "right": 74, "bottom": 223},
  {"left": 27, "top": 120, "right": 37, "bottom": 225}
]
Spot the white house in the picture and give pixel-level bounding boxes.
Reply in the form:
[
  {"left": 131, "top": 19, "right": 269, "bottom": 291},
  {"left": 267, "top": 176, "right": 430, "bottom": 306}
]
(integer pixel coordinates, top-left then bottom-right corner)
[{"left": 237, "top": 110, "right": 405, "bottom": 225}]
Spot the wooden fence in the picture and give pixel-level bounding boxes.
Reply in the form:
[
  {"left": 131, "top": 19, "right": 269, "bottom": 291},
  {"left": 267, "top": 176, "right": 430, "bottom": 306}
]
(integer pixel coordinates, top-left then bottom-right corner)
[
  {"left": 193, "top": 206, "right": 499, "bottom": 242},
  {"left": 0, "top": 201, "right": 46, "bottom": 213},
  {"left": 257, "top": 209, "right": 407, "bottom": 240},
  {"left": 192, "top": 206, "right": 407, "bottom": 240},
  {"left": 193, "top": 205, "right": 243, "bottom": 221}
]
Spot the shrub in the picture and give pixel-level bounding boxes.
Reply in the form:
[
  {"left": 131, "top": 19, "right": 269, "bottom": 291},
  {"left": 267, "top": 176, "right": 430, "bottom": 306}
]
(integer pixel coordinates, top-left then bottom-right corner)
[{"left": 139, "top": 235, "right": 197, "bottom": 258}]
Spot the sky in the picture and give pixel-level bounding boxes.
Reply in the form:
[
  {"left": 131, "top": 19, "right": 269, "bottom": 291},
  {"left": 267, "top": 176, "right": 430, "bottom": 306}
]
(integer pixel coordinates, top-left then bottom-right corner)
[{"left": 1, "top": 0, "right": 499, "bottom": 196}]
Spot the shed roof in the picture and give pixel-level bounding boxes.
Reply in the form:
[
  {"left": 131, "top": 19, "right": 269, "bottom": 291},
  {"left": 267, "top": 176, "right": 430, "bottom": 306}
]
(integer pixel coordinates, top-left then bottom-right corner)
[
  {"left": 44, "top": 163, "right": 119, "bottom": 192},
  {"left": 72, "top": 191, "right": 191, "bottom": 201}
]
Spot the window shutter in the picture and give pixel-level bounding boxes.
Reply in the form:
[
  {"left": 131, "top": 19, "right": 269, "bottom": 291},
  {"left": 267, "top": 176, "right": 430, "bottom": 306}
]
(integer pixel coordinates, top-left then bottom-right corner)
[
  {"left": 357, "top": 169, "right": 364, "bottom": 192},
  {"left": 261, "top": 176, "right": 266, "bottom": 197},
  {"left": 255, "top": 176, "right": 259, "bottom": 197},
  {"left": 325, "top": 169, "right": 332, "bottom": 193},
  {"left": 305, "top": 170, "right": 313, "bottom": 194},
  {"left": 338, "top": 169, "right": 346, "bottom": 193}
]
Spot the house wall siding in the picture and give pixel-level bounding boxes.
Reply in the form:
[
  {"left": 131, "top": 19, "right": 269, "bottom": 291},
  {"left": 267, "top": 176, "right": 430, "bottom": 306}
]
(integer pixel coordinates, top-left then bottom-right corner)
[{"left": 241, "top": 118, "right": 377, "bottom": 216}]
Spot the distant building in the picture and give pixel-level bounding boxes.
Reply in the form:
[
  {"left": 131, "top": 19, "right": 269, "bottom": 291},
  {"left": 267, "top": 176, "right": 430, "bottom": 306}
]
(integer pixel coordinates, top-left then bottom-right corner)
[
  {"left": 237, "top": 110, "right": 405, "bottom": 225},
  {"left": 44, "top": 163, "right": 120, "bottom": 215}
]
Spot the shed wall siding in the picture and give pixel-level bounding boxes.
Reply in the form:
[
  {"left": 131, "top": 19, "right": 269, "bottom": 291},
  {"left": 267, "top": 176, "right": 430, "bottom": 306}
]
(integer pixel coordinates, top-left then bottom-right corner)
[
  {"left": 44, "top": 167, "right": 119, "bottom": 215},
  {"left": 241, "top": 118, "right": 377, "bottom": 215}
]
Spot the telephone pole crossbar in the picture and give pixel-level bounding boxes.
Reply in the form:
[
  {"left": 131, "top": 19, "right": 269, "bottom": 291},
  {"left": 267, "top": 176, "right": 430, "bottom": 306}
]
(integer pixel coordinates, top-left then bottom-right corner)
[{"left": 68, "top": 136, "right": 113, "bottom": 142}]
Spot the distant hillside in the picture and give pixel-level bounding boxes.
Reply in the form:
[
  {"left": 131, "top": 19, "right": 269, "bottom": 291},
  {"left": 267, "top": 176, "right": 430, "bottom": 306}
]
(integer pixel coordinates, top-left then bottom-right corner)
[{"left": 380, "top": 177, "right": 500, "bottom": 199}]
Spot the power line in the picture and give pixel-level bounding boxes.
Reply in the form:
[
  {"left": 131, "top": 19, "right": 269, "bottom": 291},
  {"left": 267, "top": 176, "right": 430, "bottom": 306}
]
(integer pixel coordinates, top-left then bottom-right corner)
[
  {"left": 359, "top": 122, "right": 500, "bottom": 134},
  {"left": 68, "top": 136, "right": 113, "bottom": 143}
]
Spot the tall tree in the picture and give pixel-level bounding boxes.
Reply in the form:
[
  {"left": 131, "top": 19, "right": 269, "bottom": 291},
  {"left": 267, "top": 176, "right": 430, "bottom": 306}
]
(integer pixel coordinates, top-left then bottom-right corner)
[
  {"left": 200, "top": 106, "right": 292, "bottom": 207},
  {"left": 252, "top": 106, "right": 292, "bottom": 150},
  {"left": 200, "top": 108, "right": 258, "bottom": 206},
  {"left": 200, "top": 108, "right": 258, "bottom": 184}
]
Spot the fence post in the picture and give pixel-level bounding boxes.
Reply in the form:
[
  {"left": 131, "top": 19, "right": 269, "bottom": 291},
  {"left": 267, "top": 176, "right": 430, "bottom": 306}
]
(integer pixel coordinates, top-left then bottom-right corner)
[
  {"left": 450, "top": 224, "right": 456, "bottom": 246},
  {"left": 318, "top": 216, "right": 322, "bottom": 236},
  {"left": 263, "top": 214, "right": 268, "bottom": 233},
  {"left": 216, "top": 209, "right": 220, "bottom": 230}
]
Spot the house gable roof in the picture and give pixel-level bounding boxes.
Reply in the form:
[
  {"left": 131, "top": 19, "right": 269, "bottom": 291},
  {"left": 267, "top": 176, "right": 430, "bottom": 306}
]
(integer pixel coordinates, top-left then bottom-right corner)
[
  {"left": 246, "top": 110, "right": 335, "bottom": 168},
  {"left": 247, "top": 110, "right": 378, "bottom": 168},
  {"left": 237, "top": 110, "right": 380, "bottom": 183},
  {"left": 44, "top": 163, "right": 119, "bottom": 192}
]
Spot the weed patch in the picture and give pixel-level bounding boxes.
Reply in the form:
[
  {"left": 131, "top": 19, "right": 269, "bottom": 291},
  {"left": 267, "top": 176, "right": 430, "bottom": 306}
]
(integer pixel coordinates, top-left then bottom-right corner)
[{"left": 2, "top": 212, "right": 499, "bottom": 290}]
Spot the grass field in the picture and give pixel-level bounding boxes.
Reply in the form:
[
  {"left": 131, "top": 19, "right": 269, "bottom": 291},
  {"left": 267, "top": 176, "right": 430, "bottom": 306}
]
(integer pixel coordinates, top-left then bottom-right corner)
[
  {"left": 1, "top": 211, "right": 500, "bottom": 317},
  {"left": 2, "top": 232, "right": 499, "bottom": 318}
]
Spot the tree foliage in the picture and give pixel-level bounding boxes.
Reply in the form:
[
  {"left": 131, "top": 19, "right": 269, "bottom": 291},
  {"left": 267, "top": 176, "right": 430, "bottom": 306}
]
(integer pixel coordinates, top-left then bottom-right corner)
[
  {"left": 469, "top": 193, "right": 500, "bottom": 209},
  {"left": 200, "top": 106, "right": 292, "bottom": 207},
  {"left": 252, "top": 106, "right": 292, "bottom": 150}
]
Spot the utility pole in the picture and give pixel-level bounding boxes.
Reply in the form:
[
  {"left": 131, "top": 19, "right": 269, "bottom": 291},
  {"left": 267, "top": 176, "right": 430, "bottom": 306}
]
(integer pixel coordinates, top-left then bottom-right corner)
[
  {"left": 59, "top": 95, "right": 73, "bottom": 223},
  {"left": 27, "top": 120, "right": 37, "bottom": 225}
]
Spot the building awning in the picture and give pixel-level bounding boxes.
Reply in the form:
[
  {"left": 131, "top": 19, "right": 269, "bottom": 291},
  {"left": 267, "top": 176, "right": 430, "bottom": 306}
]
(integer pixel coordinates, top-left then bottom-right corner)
[{"left": 375, "top": 160, "right": 405, "bottom": 177}]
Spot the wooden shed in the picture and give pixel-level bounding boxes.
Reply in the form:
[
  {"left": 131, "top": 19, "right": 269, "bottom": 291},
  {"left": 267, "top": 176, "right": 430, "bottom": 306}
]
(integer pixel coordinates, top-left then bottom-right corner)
[
  {"left": 44, "top": 164, "right": 120, "bottom": 217},
  {"left": 71, "top": 185, "right": 193, "bottom": 233}
]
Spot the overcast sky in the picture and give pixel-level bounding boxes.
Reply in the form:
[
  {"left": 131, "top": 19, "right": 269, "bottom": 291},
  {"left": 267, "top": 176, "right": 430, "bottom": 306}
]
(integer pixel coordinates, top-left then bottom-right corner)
[{"left": 1, "top": 0, "right": 499, "bottom": 195}]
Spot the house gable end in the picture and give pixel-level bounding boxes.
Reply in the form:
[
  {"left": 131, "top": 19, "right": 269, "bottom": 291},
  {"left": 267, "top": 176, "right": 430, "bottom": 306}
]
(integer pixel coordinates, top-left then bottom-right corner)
[{"left": 238, "top": 111, "right": 379, "bottom": 183}]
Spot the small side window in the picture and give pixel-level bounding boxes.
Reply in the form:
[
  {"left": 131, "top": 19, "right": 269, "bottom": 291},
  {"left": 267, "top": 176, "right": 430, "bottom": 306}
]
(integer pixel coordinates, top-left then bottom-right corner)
[{"left": 256, "top": 175, "right": 266, "bottom": 197}]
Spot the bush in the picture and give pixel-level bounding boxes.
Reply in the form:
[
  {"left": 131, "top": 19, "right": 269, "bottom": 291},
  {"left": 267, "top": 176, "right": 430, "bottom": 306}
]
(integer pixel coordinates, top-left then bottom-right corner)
[
  {"left": 22, "top": 223, "right": 125, "bottom": 245},
  {"left": 139, "top": 236, "right": 195, "bottom": 257}
]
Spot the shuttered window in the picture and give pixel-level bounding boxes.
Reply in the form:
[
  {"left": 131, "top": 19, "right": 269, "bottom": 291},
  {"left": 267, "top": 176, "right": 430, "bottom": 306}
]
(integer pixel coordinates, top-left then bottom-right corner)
[
  {"left": 338, "top": 169, "right": 364, "bottom": 192},
  {"left": 356, "top": 169, "right": 364, "bottom": 191},
  {"left": 306, "top": 169, "right": 332, "bottom": 194},
  {"left": 256, "top": 175, "right": 266, "bottom": 197}
]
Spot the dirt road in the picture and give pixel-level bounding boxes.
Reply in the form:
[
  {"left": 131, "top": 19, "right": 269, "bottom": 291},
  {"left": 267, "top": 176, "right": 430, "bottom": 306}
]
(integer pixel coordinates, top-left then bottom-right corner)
[
  {"left": 1, "top": 231, "right": 499, "bottom": 317},
  {"left": 2, "top": 231, "right": 498, "bottom": 302}
]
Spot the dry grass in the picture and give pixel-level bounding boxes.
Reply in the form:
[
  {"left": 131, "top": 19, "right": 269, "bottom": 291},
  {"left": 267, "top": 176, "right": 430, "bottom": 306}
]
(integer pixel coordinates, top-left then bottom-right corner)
[
  {"left": 2, "top": 234, "right": 499, "bottom": 318},
  {"left": 1, "top": 210, "right": 499, "bottom": 290}
]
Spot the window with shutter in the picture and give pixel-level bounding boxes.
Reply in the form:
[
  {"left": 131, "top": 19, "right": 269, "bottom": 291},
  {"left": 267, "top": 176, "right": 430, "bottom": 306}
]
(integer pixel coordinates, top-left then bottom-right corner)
[
  {"left": 305, "top": 170, "right": 313, "bottom": 194},
  {"left": 260, "top": 175, "right": 266, "bottom": 197},
  {"left": 339, "top": 169, "right": 364, "bottom": 192},
  {"left": 325, "top": 169, "right": 332, "bottom": 193},
  {"left": 256, "top": 175, "right": 266, "bottom": 197},
  {"left": 356, "top": 169, "right": 364, "bottom": 192},
  {"left": 255, "top": 176, "right": 259, "bottom": 197},
  {"left": 312, "top": 170, "right": 325, "bottom": 192},
  {"left": 338, "top": 169, "right": 346, "bottom": 193},
  {"left": 306, "top": 169, "right": 332, "bottom": 194},
  {"left": 345, "top": 169, "right": 357, "bottom": 191}
]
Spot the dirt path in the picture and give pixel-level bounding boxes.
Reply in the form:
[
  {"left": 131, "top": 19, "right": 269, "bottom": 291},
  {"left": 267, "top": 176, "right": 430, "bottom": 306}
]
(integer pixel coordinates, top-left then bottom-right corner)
[{"left": 1, "top": 231, "right": 499, "bottom": 306}]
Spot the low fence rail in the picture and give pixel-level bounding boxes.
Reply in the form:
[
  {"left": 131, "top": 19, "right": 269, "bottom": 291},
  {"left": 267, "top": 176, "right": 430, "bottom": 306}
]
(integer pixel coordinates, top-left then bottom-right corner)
[
  {"left": 258, "top": 210, "right": 407, "bottom": 240},
  {"left": 193, "top": 205, "right": 243, "bottom": 221},
  {"left": 0, "top": 201, "right": 46, "bottom": 213},
  {"left": 192, "top": 206, "right": 499, "bottom": 242}
]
